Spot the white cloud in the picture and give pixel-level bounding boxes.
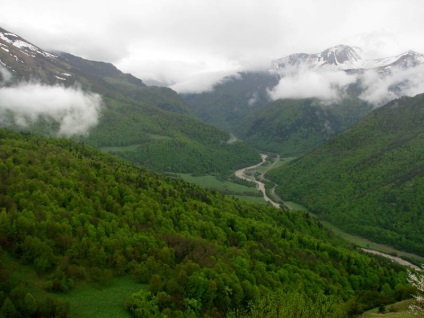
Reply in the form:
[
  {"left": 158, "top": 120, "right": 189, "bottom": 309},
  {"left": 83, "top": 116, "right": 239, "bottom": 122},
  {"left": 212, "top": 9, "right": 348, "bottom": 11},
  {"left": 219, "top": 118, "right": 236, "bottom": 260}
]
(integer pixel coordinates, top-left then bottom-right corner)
[
  {"left": 2, "top": 0, "right": 424, "bottom": 93},
  {"left": 359, "top": 64, "right": 424, "bottom": 106},
  {"left": 0, "top": 83, "right": 103, "bottom": 136},
  {"left": 268, "top": 67, "right": 357, "bottom": 101},
  {"left": 170, "top": 71, "right": 241, "bottom": 94},
  {"left": 0, "top": 66, "right": 12, "bottom": 84}
]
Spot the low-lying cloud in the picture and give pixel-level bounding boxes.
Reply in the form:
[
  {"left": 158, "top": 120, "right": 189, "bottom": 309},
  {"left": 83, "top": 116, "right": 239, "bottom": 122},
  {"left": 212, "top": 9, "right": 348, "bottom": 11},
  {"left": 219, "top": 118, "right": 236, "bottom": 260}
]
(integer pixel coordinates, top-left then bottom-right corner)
[
  {"left": 0, "top": 66, "right": 12, "bottom": 84},
  {"left": 268, "top": 67, "right": 357, "bottom": 101},
  {"left": 0, "top": 82, "right": 103, "bottom": 136},
  {"left": 170, "top": 71, "right": 241, "bottom": 94},
  {"left": 359, "top": 64, "right": 424, "bottom": 106},
  {"left": 269, "top": 63, "right": 424, "bottom": 107}
]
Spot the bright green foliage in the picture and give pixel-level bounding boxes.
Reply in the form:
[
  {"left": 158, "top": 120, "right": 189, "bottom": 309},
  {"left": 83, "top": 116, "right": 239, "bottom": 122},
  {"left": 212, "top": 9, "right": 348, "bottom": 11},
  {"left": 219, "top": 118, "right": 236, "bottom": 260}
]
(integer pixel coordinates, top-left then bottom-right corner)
[
  {"left": 0, "top": 129, "right": 411, "bottom": 317},
  {"left": 269, "top": 94, "right": 424, "bottom": 255}
]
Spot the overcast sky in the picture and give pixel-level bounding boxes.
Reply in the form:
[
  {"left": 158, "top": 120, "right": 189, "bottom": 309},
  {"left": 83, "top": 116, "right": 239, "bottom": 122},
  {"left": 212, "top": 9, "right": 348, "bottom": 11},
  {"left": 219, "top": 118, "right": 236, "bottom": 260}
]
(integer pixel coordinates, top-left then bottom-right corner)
[{"left": 2, "top": 0, "right": 424, "bottom": 89}]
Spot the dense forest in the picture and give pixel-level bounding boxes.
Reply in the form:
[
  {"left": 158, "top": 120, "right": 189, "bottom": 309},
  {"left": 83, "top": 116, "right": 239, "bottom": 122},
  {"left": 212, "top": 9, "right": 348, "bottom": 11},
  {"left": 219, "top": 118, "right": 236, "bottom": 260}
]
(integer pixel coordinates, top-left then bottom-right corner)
[
  {"left": 236, "top": 97, "right": 372, "bottom": 156},
  {"left": 269, "top": 94, "right": 424, "bottom": 255},
  {"left": 0, "top": 129, "right": 414, "bottom": 317}
]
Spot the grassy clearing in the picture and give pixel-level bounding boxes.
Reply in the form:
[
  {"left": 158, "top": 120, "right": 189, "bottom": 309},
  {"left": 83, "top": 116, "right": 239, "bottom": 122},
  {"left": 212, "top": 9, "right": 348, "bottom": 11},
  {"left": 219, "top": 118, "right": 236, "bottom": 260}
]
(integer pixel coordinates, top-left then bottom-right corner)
[
  {"left": 100, "top": 144, "right": 142, "bottom": 153},
  {"left": 360, "top": 299, "right": 415, "bottom": 317},
  {"left": 58, "top": 277, "right": 144, "bottom": 318},
  {"left": 320, "top": 220, "right": 424, "bottom": 263},
  {"left": 177, "top": 173, "right": 259, "bottom": 195},
  {"left": 285, "top": 201, "right": 308, "bottom": 211},
  {"left": 231, "top": 195, "right": 269, "bottom": 205}
]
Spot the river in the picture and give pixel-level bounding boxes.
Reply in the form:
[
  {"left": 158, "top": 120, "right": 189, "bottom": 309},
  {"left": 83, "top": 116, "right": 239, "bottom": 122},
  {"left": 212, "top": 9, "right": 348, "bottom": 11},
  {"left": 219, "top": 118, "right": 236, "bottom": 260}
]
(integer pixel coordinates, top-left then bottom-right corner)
[{"left": 235, "top": 154, "right": 281, "bottom": 208}]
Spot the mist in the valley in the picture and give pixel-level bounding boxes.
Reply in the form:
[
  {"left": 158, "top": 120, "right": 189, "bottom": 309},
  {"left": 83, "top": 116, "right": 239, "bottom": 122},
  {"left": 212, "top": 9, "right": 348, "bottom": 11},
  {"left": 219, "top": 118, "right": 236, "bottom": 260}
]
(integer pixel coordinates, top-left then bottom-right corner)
[{"left": 0, "top": 81, "right": 103, "bottom": 136}]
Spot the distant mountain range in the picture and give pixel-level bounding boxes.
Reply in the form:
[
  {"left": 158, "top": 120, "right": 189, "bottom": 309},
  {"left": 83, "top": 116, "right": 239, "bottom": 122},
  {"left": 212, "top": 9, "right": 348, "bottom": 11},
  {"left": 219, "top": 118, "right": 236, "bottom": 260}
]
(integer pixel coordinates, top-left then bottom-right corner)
[
  {"left": 183, "top": 44, "right": 424, "bottom": 156},
  {"left": 271, "top": 44, "right": 424, "bottom": 74}
]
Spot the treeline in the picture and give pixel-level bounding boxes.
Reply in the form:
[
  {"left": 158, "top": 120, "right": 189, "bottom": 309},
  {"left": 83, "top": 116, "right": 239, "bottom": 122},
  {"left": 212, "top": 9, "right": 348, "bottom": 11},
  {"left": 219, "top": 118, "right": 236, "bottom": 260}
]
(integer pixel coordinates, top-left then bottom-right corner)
[
  {"left": 0, "top": 129, "right": 413, "bottom": 317},
  {"left": 269, "top": 94, "right": 424, "bottom": 255}
]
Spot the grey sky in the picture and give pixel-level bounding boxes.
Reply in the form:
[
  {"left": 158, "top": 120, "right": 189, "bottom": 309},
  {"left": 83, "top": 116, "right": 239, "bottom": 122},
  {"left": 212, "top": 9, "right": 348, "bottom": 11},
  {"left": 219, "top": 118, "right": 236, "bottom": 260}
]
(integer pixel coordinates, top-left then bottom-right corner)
[{"left": 2, "top": 0, "right": 424, "bottom": 89}]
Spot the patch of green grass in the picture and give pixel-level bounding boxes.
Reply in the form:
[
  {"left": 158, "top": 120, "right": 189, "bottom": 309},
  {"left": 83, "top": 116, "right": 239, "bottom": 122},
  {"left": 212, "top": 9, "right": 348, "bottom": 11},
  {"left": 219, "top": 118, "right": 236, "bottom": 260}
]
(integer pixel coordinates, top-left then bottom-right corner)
[
  {"left": 231, "top": 195, "right": 269, "bottom": 205},
  {"left": 58, "top": 277, "right": 145, "bottom": 318},
  {"left": 360, "top": 299, "right": 415, "bottom": 317},
  {"left": 320, "top": 220, "right": 424, "bottom": 263},
  {"left": 177, "top": 173, "right": 259, "bottom": 195},
  {"left": 285, "top": 201, "right": 308, "bottom": 211},
  {"left": 100, "top": 144, "right": 142, "bottom": 153}
]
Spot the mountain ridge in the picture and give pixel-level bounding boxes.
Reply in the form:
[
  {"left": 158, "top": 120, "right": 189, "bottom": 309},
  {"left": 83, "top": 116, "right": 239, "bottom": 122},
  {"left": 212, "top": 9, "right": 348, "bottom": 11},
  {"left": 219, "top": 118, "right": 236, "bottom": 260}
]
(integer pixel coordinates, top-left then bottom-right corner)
[
  {"left": 268, "top": 93, "right": 424, "bottom": 255},
  {"left": 271, "top": 44, "right": 424, "bottom": 74}
]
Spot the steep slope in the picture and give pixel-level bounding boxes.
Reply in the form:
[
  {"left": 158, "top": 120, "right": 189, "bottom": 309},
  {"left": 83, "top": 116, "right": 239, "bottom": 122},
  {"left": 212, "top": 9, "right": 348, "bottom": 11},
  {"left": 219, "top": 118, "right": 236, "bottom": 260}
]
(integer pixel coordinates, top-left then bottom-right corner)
[
  {"left": 268, "top": 94, "right": 424, "bottom": 255},
  {"left": 0, "top": 129, "right": 411, "bottom": 317},
  {"left": 237, "top": 97, "right": 372, "bottom": 156},
  {"left": 0, "top": 27, "right": 260, "bottom": 175}
]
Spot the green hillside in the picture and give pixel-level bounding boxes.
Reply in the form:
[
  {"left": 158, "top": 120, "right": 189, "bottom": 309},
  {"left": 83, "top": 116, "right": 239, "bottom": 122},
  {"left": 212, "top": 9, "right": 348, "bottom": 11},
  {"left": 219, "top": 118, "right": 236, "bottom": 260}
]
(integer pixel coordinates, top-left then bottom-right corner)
[
  {"left": 59, "top": 53, "right": 261, "bottom": 175},
  {"left": 268, "top": 94, "right": 424, "bottom": 255},
  {"left": 0, "top": 129, "right": 412, "bottom": 317},
  {"left": 237, "top": 97, "right": 372, "bottom": 156}
]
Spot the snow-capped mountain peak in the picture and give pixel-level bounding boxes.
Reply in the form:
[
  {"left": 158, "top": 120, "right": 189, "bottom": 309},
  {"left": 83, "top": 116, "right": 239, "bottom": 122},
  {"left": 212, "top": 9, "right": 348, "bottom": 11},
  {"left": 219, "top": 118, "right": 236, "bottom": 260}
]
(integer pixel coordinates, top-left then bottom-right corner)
[
  {"left": 271, "top": 45, "right": 364, "bottom": 74},
  {"left": 0, "top": 28, "right": 55, "bottom": 59},
  {"left": 271, "top": 45, "right": 424, "bottom": 76}
]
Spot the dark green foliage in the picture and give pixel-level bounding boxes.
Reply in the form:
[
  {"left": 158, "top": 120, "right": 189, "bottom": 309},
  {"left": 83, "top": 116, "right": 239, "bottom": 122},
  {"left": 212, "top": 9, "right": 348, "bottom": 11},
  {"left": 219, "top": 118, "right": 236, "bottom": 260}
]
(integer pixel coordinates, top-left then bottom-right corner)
[
  {"left": 237, "top": 97, "right": 372, "bottom": 156},
  {"left": 0, "top": 129, "right": 411, "bottom": 317},
  {"left": 182, "top": 72, "right": 279, "bottom": 131},
  {"left": 269, "top": 94, "right": 424, "bottom": 255}
]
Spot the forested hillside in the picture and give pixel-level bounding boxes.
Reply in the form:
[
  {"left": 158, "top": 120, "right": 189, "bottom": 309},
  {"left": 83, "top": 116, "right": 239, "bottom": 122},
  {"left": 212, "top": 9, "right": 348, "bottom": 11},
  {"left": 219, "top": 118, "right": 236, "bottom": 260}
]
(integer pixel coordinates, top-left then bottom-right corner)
[
  {"left": 0, "top": 129, "right": 413, "bottom": 317},
  {"left": 268, "top": 94, "right": 424, "bottom": 255},
  {"left": 236, "top": 97, "right": 371, "bottom": 156}
]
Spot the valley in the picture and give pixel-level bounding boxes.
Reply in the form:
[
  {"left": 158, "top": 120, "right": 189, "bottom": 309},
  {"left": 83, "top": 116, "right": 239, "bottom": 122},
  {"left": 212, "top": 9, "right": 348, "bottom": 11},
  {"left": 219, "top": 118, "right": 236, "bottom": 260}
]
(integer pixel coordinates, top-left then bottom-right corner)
[
  {"left": 234, "top": 155, "right": 424, "bottom": 268},
  {"left": 1, "top": 25, "right": 424, "bottom": 317}
]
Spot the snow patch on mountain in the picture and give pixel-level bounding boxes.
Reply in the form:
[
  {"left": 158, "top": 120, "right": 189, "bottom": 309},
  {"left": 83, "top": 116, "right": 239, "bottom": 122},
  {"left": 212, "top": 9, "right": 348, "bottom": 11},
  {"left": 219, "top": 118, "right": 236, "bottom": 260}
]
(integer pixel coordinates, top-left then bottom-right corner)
[{"left": 0, "top": 30, "right": 56, "bottom": 59}]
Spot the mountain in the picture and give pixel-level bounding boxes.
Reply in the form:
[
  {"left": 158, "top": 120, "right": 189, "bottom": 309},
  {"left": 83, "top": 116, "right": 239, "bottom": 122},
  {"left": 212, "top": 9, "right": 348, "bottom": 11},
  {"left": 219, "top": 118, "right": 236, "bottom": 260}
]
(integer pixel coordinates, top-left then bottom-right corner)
[
  {"left": 235, "top": 97, "right": 371, "bottom": 156},
  {"left": 183, "top": 45, "right": 424, "bottom": 157},
  {"left": 268, "top": 93, "right": 424, "bottom": 255},
  {"left": 0, "top": 27, "right": 260, "bottom": 175},
  {"left": 0, "top": 129, "right": 412, "bottom": 317},
  {"left": 271, "top": 45, "right": 424, "bottom": 74},
  {"left": 271, "top": 45, "right": 363, "bottom": 73},
  {"left": 182, "top": 71, "right": 279, "bottom": 131}
]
